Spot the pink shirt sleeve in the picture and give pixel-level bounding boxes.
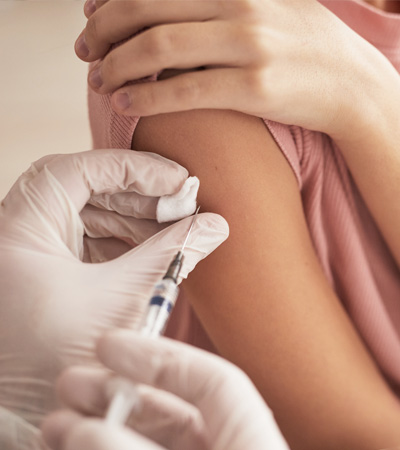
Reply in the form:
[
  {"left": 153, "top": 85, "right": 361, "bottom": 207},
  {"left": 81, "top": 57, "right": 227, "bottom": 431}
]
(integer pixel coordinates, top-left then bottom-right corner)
[{"left": 263, "top": 120, "right": 303, "bottom": 188}]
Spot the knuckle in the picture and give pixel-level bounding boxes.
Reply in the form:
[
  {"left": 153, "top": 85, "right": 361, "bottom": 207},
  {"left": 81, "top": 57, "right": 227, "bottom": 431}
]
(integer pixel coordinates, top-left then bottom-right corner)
[
  {"left": 144, "top": 28, "right": 174, "bottom": 67},
  {"left": 172, "top": 77, "right": 202, "bottom": 107},
  {"left": 178, "top": 409, "right": 203, "bottom": 435},
  {"left": 118, "top": 0, "right": 136, "bottom": 16},
  {"left": 239, "top": 24, "right": 271, "bottom": 63},
  {"left": 233, "top": 0, "right": 259, "bottom": 17},
  {"left": 134, "top": 86, "right": 158, "bottom": 116},
  {"left": 245, "top": 68, "right": 270, "bottom": 99}
]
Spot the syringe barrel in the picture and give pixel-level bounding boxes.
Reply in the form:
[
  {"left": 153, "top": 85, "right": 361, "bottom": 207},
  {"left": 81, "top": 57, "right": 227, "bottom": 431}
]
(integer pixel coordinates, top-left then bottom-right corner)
[
  {"left": 106, "top": 280, "right": 179, "bottom": 424},
  {"left": 140, "top": 278, "right": 179, "bottom": 337}
]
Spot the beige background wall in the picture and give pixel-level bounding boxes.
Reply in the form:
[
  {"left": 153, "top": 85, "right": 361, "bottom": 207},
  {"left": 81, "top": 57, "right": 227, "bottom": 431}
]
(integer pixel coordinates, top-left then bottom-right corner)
[{"left": 0, "top": 1, "right": 91, "bottom": 198}]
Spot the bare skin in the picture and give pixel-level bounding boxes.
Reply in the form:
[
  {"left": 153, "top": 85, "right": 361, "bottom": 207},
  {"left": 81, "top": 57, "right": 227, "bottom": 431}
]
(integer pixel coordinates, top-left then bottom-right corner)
[
  {"left": 364, "top": 0, "right": 400, "bottom": 13},
  {"left": 132, "top": 109, "right": 400, "bottom": 449}
]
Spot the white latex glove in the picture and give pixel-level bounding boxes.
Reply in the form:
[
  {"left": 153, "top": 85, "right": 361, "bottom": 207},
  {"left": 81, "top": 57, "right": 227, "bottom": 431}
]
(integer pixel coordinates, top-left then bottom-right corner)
[
  {"left": 41, "top": 330, "right": 289, "bottom": 450},
  {"left": 0, "top": 149, "right": 228, "bottom": 431},
  {"left": 0, "top": 406, "right": 43, "bottom": 450}
]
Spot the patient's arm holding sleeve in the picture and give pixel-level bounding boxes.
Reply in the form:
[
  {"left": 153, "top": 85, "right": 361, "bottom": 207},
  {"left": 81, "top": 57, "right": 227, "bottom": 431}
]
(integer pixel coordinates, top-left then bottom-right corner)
[{"left": 132, "top": 109, "right": 400, "bottom": 450}]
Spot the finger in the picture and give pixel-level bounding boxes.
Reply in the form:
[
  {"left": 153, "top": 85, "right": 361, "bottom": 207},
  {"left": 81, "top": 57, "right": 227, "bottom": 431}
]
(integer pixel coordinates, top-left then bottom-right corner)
[
  {"left": 115, "top": 212, "right": 229, "bottom": 284},
  {"left": 110, "top": 67, "right": 251, "bottom": 116},
  {"left": 1, "top": 153, "right": 59, "bottom": 205},
  {"left": 88, "top": 22, "right": 246, "bottom": 94},
  {"left": 41, "top": 409, "right": 83, "bottom": 450},
  {"left": 64, "top": 420, "right": 166, "bottom": 450},
  {"left": 43, "top": 149, "right": 188, "bottom": 213},
  {"left": 121, "top": 384, "right": 208, "bottom": 450},
  {"left": 89, "top": 191, "right": 159, "bottom": 220},
  {"left": 128, "top": 385, "right": 209, "bottom": 450},
  {"left": 84, "top": 0, "right": 108, "bottom": 19},
  {"left": 81, "top": 206, "right": 167, "bottom": 247},
  {"left": 43, "top": 414, "right": 166, "bottom": 450},
  {"left": 56, "top": 367, "right": 208, "bottom": 450},
  {"left": 77, "top": 0, "right": 219, "bottom": 61},
  {"left": 98, "top": 331, "right": 236, "bottom": 407},
  {"left": 89, "top": 175, "right": 199, "bottom": 223},
  {"left": 83, "top": 236, "right": 133, "bottom": 263},
  {"left": 56, "top": 367, "right": 112, "bottom": 416}
]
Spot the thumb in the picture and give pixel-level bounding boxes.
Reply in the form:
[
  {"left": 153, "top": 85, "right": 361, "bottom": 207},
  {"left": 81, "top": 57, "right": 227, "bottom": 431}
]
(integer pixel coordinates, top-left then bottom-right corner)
[{"left": 114, "top": 212, "right": 229, "bottom": 284}]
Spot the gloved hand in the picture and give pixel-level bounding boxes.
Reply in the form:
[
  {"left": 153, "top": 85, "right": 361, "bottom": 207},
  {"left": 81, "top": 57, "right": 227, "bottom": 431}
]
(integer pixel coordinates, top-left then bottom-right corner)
[
  {"left": 41, "top": 330, "right": 289, "bottom": 450},
  {"left": 0, "top": 149, "right": 228, "bottom": 431}
]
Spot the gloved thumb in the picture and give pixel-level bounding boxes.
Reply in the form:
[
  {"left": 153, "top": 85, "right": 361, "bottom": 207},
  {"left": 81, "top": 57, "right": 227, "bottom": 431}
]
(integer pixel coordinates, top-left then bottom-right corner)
[{"left": 110, "top": 212, "right": 229, "bottom": 285}]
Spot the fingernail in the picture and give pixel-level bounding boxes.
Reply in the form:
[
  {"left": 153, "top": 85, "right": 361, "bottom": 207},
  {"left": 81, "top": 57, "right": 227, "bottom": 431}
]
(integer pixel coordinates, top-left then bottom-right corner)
[
  {"left": 114, "top": 92, "right": 131, "bottom": 110},
  {"left": 89, "top": 67, "right": 103, "bottom": 89},
  {"left": 84, "top": 0, "right": 96, "bottom": 16},
  {"left": 75, "top": 34, "right": 89, "bottom": 58}
]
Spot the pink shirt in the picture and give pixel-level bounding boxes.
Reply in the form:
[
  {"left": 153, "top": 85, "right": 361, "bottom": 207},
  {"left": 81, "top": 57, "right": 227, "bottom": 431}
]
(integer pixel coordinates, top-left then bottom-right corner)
[{"left": 88, "top": 0, "right": 400, "bottom": 395}]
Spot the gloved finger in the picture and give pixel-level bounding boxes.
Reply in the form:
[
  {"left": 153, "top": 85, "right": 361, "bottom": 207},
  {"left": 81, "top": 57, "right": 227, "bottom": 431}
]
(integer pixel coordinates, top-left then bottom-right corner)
[
  {"left": 42, "top": 412, "right": 166, "bottom": 450},
  {"left": 83, "top": 236, "right": 133, "bottom": 263},
  {"left": 81, "top": 205, "right": 167, "bottom": 247},
  {"left": 120, "top": 384, "right": 208, "bottom": 450},
  {"left": 44, "top": 149, "right": 188, "bottom": 213},
  {"left": 56, "top": 367, "right": 111, "bottom": 416},
  {"left": 31, "top": 153, "right": 63, "bottom": 172},
  {"left": 1, "top": 153, "right": 58, "bottom": 205},
  {"left": 55, "top": 367, "right": 208, "bottom": 450},
  {"left": 41, "top": 409, "right": 82, "bottom": 450},
  {"left": 57, "top": 418, "right": 166, "bottom": 450},
  {"left": 4, "top": 149, "right": 187, "bottom": 219},
  {"left": 113, "top": 212, "right": 229, "bottom": 284},
  {"left": 89, "top": 175, "right": 199, "bottom": 223},
  {"left": 89, "top": 191, "right": 159, "bottom": 219},
  {"left": 97, "top": 331, "right": 236, "bottom": 408}
]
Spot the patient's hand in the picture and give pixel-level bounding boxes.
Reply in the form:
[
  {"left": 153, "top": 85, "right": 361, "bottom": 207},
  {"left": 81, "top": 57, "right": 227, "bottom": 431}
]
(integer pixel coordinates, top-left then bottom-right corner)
[{"left": 75, "top": 0, "right": 391, "bottom": 141}]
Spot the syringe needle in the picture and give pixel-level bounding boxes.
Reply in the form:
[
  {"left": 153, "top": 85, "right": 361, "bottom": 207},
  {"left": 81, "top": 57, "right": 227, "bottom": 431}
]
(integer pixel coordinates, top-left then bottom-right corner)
[
  {"left": 163, "top": 206, "right": 200, "bottom": 283},
  {"left": 180, "top": 206, "right": 200, "bottom": 253}
]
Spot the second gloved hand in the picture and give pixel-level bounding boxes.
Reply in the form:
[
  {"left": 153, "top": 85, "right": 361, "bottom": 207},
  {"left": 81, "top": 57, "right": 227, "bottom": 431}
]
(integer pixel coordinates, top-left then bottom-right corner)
[
  {"left": 42, "top": 331, "right": 290, "bottom": 450},
  {"left": 0, "top": 149, "right": 228, "bottom": 428}
]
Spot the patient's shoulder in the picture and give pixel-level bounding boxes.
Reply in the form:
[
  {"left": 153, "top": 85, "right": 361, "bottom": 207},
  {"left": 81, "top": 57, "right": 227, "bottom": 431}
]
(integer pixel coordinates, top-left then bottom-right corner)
[
  {"left": 131, "top": 109, "right": 304, "bottom": 240},
  {"left": 133, "top": 109, "right": 299, "bottom": 191}
]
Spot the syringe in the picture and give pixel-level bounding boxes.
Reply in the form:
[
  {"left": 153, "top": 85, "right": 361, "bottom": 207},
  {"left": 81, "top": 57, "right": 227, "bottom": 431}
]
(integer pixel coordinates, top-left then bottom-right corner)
[{"left": 105, "top": 207, "right": 200, "bottom": 424}]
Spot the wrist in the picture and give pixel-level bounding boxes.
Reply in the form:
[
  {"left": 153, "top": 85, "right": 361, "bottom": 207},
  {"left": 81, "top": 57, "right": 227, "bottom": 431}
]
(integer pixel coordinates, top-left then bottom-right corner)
[{"left": 329, "top": 45, "right": 400, "bottom": 147}]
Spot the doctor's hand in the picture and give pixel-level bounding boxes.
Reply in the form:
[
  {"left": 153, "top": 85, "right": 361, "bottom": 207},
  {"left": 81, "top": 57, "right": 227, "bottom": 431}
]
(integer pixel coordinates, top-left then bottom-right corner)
[
  {"left": 0, "top": 149, "right": 228, "bottom": 429},
  {"left": 42, "top": 330, "right": 290, "bottom": 450}
]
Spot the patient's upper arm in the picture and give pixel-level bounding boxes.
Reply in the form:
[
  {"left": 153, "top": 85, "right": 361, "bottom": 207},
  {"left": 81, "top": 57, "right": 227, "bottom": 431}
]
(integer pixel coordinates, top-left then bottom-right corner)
[{"left": 132, "top": 109, "right": 400, "bottom": 449}]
